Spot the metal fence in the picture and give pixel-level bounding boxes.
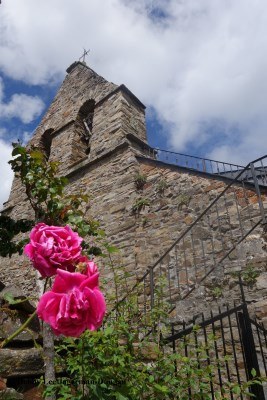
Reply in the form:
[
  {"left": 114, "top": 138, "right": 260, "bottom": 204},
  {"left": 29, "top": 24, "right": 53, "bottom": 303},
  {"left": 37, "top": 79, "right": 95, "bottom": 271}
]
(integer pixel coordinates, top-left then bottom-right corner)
[
  {"left": 144, "top": 147, "right": 267, "bottom": 185},
  {"left": 144, "top": 147, "right": 245, "bottom": 178},
  {"left": 163, "top": 302, "right": 267, "bottom": 399}
]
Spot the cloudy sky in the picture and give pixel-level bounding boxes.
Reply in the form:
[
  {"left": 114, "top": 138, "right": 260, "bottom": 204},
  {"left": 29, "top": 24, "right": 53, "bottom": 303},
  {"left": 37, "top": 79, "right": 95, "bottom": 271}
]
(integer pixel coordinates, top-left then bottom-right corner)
[{"left": 0, "top": 0, "right": 267, "bottom": 207}]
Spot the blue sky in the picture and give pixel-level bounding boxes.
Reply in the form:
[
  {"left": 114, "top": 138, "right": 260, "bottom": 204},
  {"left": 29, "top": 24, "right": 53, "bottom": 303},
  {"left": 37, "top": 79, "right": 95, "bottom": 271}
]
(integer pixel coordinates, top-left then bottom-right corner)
[{"left": 1, "top": 0, "right": 267, "bottom": 207}]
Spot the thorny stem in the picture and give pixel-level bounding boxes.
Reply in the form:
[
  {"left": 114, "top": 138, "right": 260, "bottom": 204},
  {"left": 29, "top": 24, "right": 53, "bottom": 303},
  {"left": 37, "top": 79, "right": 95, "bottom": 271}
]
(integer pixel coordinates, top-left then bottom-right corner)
[
  {"left": 109, "top": 254, "right": 119, "bottom": 306},
  {"left": 0, "top": 278, "right": 49, "bottom": 348},
  {"left": 0, "top": 310, "right": 37, "bottom": 348}
]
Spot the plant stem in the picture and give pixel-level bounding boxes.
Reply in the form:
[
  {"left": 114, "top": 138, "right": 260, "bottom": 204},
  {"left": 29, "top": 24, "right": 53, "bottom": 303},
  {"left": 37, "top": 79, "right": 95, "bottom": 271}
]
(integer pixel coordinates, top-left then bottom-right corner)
[
  {"left": 0, "top": 310, "right": 37, "bottom": 348},
  {"left": 0, "top": 278, "right": 48, "bottom": 348},
  {"left": 42, "top": 278, "right": 55, "bottom": 400},
  {"left": 109, "top": 254, "right": 119, "bottom": 306}
]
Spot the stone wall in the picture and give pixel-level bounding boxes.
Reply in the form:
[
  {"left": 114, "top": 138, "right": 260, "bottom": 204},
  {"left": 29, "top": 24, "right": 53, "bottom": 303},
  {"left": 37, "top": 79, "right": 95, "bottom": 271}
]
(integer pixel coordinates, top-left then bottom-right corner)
[
  {"left": 66, "top": 147, "right": 267, "bottom": 321},
  {"left": 1, "top": 142, "right": 267, "bottom": 323}
]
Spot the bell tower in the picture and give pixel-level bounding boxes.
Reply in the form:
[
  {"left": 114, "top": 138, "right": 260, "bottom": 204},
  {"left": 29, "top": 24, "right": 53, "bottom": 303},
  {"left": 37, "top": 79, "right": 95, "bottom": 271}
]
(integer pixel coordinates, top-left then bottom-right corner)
[
  {"left": 28, "top": 61, "right": 147, "bottom": 174},
  {"left": 1, "top": 60, "right": 149, "bottom": 294}
]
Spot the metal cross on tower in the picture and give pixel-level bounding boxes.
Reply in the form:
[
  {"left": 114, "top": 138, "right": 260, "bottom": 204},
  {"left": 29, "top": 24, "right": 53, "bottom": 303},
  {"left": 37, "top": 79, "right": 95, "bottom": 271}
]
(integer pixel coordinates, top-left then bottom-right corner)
[{"left": 79, "top": 48, "right": 90, "bottom": 63}]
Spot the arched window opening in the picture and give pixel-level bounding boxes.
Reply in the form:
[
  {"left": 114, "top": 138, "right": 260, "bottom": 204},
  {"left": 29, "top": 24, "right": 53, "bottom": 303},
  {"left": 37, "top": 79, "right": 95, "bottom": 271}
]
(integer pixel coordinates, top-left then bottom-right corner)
[
  {"left": 39, "top": 129, "right": 53, "bottom": 160},
  {"left": 78, "top": 99, "right": 95, "bottom": 155}
]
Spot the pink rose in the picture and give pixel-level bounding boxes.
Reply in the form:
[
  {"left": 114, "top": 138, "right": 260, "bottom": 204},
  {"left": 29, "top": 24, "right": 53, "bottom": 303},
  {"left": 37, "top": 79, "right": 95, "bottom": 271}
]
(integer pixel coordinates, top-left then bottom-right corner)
[
  {"left": 76, "top": 256, "right": 98, "bottom": 276},
  {"left": 24, "top": 223, "right": 83, "bottom": 277},
  {"left": 37, "top": 268, "right": 106, "bottom": 337}
]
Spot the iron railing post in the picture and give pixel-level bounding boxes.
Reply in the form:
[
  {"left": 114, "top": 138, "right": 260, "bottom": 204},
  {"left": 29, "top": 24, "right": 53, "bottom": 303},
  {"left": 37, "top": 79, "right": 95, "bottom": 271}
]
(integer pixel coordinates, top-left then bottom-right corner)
[
  {"left": 250, "top": 162, "right": 266, "bottom": 224},
  {"left": 238, "top": 305, "right": 265, "bottom": 400}
]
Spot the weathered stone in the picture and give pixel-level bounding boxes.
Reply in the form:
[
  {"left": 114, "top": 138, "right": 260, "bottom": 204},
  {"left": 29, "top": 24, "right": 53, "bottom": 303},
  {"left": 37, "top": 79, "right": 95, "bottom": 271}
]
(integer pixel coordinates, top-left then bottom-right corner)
[
  {"left": 254, "top": 299, "right": 267, "bottom": 319},
  {"left": 0, "top": 308, "right": 40, "bottom": 342},
  {"left": 0, "top": 349, "right": 44, "bottom": 378},
  {"left": 0, "top": 388, "right": 24, "bottom": 400},
  {"left": 0, "top": 285, "right": 35, "bottom": 314},
  {"left": 256, "top": 272, "right": 267, "bottom": 290}
]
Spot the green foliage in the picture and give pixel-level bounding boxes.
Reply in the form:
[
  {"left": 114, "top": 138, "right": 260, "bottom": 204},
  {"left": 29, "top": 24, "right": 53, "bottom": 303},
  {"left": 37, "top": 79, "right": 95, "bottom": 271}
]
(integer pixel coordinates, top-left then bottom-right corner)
[
  {"left": 231, "top": 264, "right": 260, "bottom": 287},
  {"left": 43, "top": 313, "right": 264, "bottom": 400},
  {"left": 134, "top": 173, "right": 147, "bottom": 190},
  {"left": 156, "top": 179, "right": 168, "bottom": 194},
  {"left": 0, "top": 215, "right": 33, "bottom": 257},
  {"left": 176, "top": 193, "right": 191, "bottom": 210},
  {"left": 241, "top": 264, "right": 260, "bottom": 286},
  {"left": 9, "top": 143, "right": 68, "bottom": 223},
  {"left": 211, "top": 286, "right": 223, "bottom": 299},
  {"left": 45, "top": 326, "right": 148, "bottom": 400},
  {"left": 43, "top": 272, "right": 168, "bottom": 400},
  {"left": 43, "top": 268, "right": 264, "bottom": 400},
  {"left": 132, "top": 198, "right": 150, "bottom": 214},
  {"left": 7, "top": 143, "right": 105, "bottom": 257},
  {"left": 1, "top": 292, "right": 35, "bottom": 305}
]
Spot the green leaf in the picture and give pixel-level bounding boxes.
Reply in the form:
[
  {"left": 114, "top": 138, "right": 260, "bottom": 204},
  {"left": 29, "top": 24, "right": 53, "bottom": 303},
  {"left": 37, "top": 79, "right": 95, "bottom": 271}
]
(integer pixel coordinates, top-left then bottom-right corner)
[
  {"left": 115, "top": 392, "right": 129, "bottom": 400},
  {"left": 11, "top": 144, "right": 26, "bottom": 156},
  {"left": 105, "top": 244, "right": 119, "bottom": 254},
  {"left": 251, "top": 368, "right": 257, "bottom": 378},
  {"left": 2, "top": 292, "right": 27, "bottom": 305},
  {"left": 232, "top": 385, "right": 241, "bottom": 395},
  {"left": 154, "top": 383, "right": 169, "bottom": 393},
  {"left": 104, "top": 326, "right": 114, "bottom": 335},
  {"left": 30, "top": 149, "right": 44, "bottom": 160}
]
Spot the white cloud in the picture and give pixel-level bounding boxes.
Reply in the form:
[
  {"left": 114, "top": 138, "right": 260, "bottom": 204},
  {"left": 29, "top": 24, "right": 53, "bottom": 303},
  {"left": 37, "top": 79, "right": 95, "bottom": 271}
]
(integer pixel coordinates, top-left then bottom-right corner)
[
  {"left": 0, "top": 139, "right": 13, "bottom": 210},
  {"left": 0, "top": 130, "right": 33, "bottom": 210},
  {"left": 21, "top": 131, "right": 33, "bottom": 145},
  {"left": 0, "top": 0, "right": 267, "bottom": 164},
  {"left": 0, "top": 78, "right": 45, "bottom": 123}
]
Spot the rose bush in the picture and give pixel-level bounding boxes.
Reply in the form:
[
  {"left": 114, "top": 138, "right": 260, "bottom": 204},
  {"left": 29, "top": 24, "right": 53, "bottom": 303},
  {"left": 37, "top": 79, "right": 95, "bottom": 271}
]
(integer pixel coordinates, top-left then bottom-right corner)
[
  {"left": 37, "top": 265, "right": 106, "bottom": 337},
  {"left": 24, "top": 223, "right": 83, "bottom": 277}
]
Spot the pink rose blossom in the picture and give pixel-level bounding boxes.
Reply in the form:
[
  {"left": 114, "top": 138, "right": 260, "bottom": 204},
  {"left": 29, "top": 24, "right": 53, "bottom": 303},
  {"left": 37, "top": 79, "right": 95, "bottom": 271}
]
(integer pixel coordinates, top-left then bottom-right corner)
[
  {"left": 37, "top": 268, "right": 106, "bottom": 337},
  {"left": 24, "top": 223, "right": 83, "bottom": 277},
  {"left": 76, "top": 256, "right": 98, "bottom": 276}
]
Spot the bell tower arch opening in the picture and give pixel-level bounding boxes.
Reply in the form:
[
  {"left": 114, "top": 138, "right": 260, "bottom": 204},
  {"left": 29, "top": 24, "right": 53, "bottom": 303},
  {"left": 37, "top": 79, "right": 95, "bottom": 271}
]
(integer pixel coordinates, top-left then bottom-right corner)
[
  {"left": 39, "top": 128, "right": 54, "bottom": 160},
  {"left": 77, "top": 99, "right": 95, "bottom": 155}
]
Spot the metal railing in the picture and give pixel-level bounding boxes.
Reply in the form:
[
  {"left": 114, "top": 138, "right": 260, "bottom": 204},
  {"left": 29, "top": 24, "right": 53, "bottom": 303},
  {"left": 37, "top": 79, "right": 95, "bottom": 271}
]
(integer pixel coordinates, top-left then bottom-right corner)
[
  {"left": 108, "top": 156, "right": 267, "bottom": 328},
  {"left": 144, "top": 147, "right": 244, "bottom": 176},
  {"left": 163, "top": 302, "right": 267, "bottom": 399},
  {"left": 144, "top": 147, "right": 267, "bottom": 184}
]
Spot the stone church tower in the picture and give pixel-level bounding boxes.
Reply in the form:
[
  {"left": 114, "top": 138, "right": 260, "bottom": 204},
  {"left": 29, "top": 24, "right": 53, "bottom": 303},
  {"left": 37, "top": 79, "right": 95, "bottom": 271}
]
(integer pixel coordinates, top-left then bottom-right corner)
[{"left": 1, "top": 60, "right": 267, "bottom": 323}]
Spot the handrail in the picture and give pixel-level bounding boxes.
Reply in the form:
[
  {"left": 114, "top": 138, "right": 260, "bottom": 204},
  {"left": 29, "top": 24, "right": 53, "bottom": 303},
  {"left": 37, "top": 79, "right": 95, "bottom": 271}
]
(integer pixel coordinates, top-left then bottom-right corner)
[
  {"left": 108, "top": 155, "right": 267, "bottom": 318},
  {"left": 144, "top": 155, "right": 267, "bottom": 274},
  {"left": 145, "top": 147, "right": 245, "bottom": 176},
  {"left": 145, "top": 147, "right": 267, "bottom": 181},
  {"left": 156, "top": 148, "right": 244, "bottom": 171}
]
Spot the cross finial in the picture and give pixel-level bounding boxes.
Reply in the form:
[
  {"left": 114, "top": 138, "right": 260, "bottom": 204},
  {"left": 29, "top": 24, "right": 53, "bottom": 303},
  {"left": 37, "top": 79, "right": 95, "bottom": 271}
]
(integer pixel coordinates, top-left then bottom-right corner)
[{"left": 79, "top": 48, "right": 90, "bottom": 63}]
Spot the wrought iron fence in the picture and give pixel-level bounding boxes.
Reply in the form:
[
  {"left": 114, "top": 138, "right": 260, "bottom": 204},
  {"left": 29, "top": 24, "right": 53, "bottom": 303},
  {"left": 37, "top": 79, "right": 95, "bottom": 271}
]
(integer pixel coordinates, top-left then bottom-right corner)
[{"left": 163, "top": 302, "right": 267, "bottom": 399}]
